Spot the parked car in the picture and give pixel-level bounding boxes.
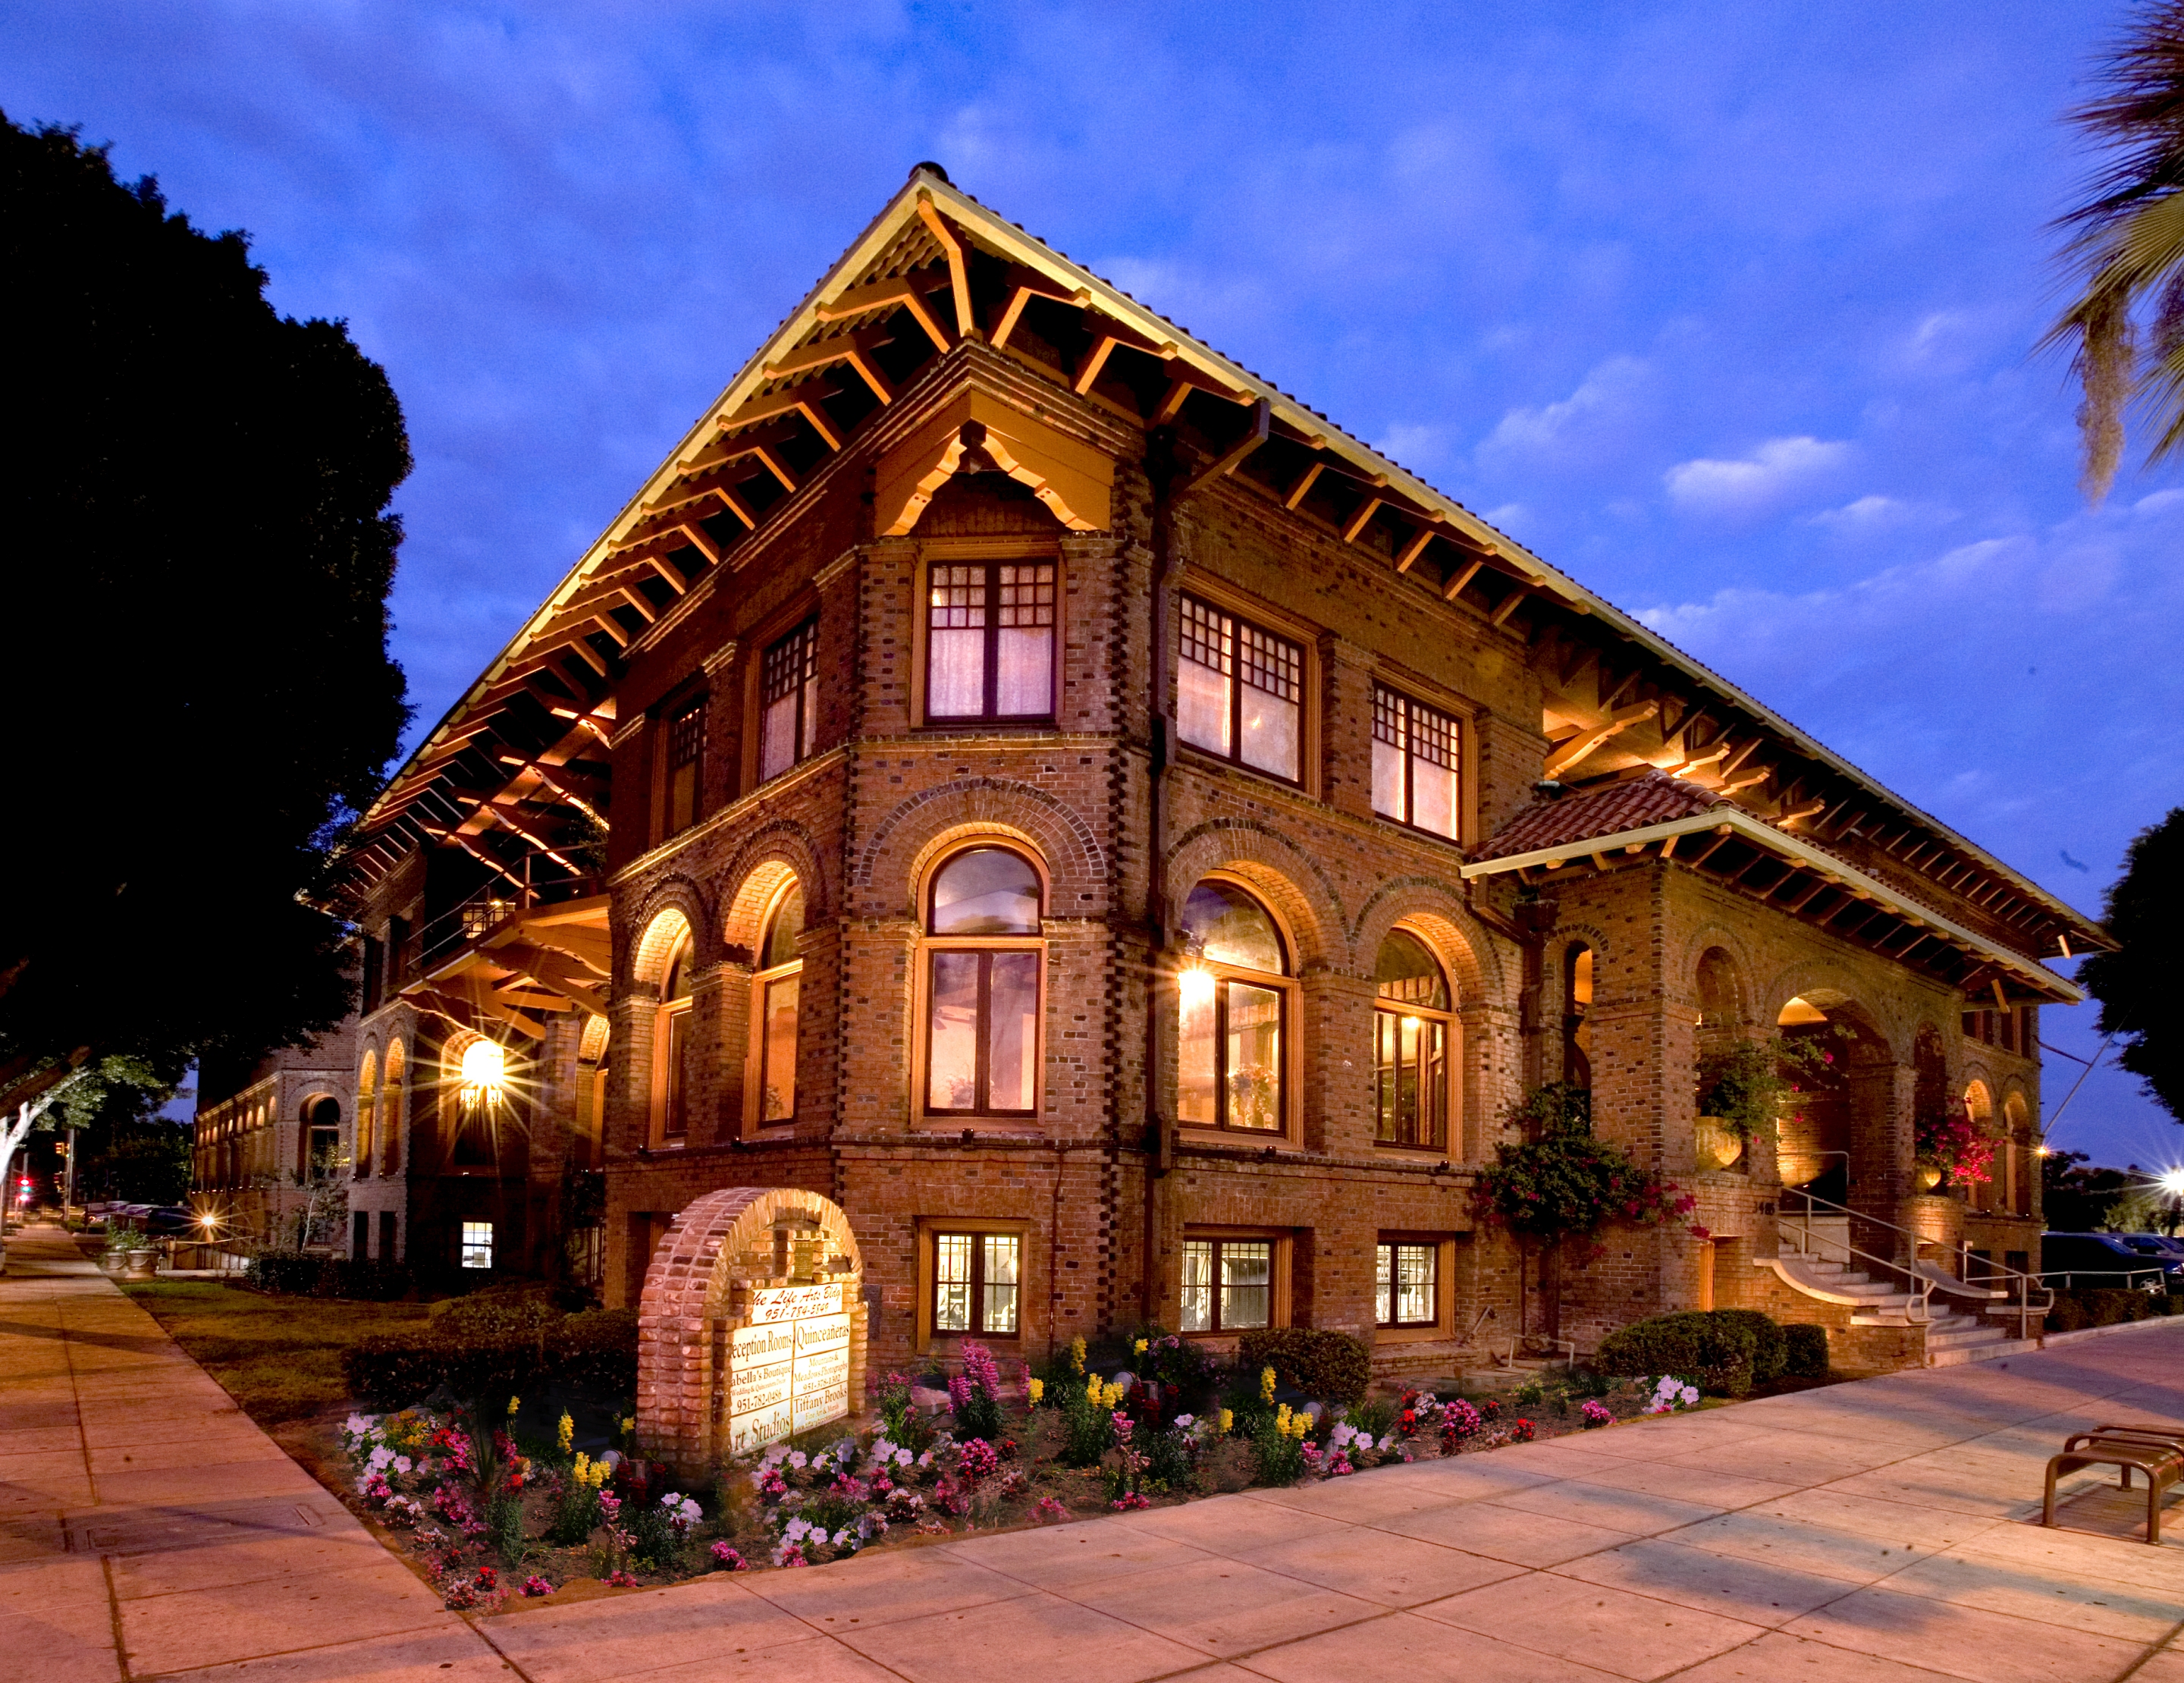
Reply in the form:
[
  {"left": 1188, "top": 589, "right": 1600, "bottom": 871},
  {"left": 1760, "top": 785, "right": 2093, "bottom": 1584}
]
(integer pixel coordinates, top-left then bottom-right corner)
[{"left": 2041, "top": 1231, "right": 2184, "bottom": 1290}]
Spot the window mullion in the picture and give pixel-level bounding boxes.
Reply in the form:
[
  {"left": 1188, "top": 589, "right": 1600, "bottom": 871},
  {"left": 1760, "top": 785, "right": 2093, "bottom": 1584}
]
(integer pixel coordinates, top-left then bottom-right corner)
[
  {"left": 982, "top": 563, "right": 999, "bottom": 720},
  {"left": 1213, "top": 980, "right": 1229, "bottom": 1129},
  {"left": 974, "top": 950, "right": 993, "bottom": 1113}
]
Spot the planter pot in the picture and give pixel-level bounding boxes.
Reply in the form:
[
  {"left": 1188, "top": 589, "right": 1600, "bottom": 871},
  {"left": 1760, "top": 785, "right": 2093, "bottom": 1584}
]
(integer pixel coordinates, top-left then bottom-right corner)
[
  {"left": 1916, "top": 1163, "right": 1943, "bottom": 1192},
  {"left": 1693, "top": 1116, "right": 1745, "bottom": 1172},
  {"left": 1778, "top": 1152, "right": 1824, "bottom": 1188},
  {"left": 122, "top": 1249, "right": 158, "bottom": 1281},
  {"left": 96, "top": 1253, "right": 129, "bottom": 1277}
]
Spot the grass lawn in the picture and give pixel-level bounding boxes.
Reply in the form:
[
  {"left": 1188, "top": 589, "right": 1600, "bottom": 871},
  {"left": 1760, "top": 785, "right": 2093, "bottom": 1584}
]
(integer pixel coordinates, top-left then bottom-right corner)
[{"left": 121, "top": 1280, "right": 431, "bottom": 1427}]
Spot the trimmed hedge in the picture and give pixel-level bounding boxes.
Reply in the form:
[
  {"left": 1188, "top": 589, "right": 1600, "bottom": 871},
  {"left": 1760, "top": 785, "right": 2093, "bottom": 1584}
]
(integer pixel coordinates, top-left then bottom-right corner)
[
  {"left": 341, "top": 1308, "right": 637, "bottom": 1406},
  {"left": 1596, "top": 1308, "right": 1793, "bottom": 1396},
  {"left": 246, "top": 1251, "right": 413, "bottom": 1301},
  {"left": 2047, "top": 1288, "right": 2161, "bottom": 1333},
  {"left": 1236, "top": 1328, "right": 1373, "bottom": 1405},
  {"left": 1782, "top": 1321, "right": 1829, "bottom": 1380}
]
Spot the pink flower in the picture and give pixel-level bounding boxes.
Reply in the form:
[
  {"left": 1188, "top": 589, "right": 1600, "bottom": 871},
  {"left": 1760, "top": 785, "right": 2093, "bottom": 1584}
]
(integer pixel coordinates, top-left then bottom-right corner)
[
  {"left": 709, "top": 1542, "right": 748, "bottom": 1572},
  {"left": 519, "top": 1575, "right": 553, "bottom": 1597}
]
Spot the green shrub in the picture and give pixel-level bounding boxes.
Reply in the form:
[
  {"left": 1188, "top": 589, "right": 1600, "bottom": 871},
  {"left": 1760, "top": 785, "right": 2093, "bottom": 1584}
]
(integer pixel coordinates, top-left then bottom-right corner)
[
  {"left": 1782, "top": 1322, "right": 1829, "bottom": 1379},
  {"left": 339, "top": 1311, "right": 636, "bottom": 1406},
  {"left": 429, "top": 1283, "right": 560, "bottom": 1339},
  {"left": 1596, "top": 1309, "right": 1794, "bottom": 1397},
  {"left": 246, "top": 1251, "right": 413, "bottom": 1301},
  {"left": 2048, "top": 1288, "right": 2157, "bottom": 1333},
  {"left": 1236, "top": 1328, "right": 1372, "bottom": 1405}
]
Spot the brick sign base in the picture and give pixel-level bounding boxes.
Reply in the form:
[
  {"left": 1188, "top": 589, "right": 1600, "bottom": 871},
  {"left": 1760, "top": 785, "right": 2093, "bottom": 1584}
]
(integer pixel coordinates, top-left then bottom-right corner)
[{"left": 635, "top": 1186, "right": 867, "bottom": 1471}]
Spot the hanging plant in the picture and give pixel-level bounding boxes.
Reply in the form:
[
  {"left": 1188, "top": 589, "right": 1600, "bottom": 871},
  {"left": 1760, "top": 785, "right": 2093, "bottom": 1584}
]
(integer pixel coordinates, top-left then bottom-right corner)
[
  {"left": 1474, "top": 1086, "right": 1705, "bottom": 1258},
  {"left": 1915, "top": 1096, "right": 1996, "bottom": 1186},
  {"left": 1696, "top": 1034, "right": 1841, "bottom": 1141}
]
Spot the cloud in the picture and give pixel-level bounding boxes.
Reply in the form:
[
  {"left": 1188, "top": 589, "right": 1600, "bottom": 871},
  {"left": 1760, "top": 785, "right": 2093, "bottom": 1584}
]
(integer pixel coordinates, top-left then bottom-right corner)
[
  {"left": 1374, "top": 421, "right": 1450, "bottom": 473},
  {"left": 1664, "top": 435, "right": 1852, "bottom": 517},
  {"left": 1474, "top": 354, "right": 1652, "bottom": 473},
  {"left": 1806, "top": 493, "right": 1956, "bottom": 532}
]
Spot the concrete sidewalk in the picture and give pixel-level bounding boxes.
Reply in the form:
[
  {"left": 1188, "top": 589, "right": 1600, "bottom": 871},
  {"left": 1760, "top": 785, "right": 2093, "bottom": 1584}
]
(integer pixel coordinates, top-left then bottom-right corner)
[
  {"left": 0, "top": 1224, "right": 497, "bottom": 1681},
  {"left": 11, "top": 1227, "right": 2184, "bottom": 1681}
]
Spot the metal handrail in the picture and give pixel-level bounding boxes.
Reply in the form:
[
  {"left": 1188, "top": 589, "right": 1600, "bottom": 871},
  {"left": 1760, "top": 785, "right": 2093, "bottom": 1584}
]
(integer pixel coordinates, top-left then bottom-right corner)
[
  {"left": 1776, "top": 1223, "right": 1938, "bottom": 1324},
  {"left": 1784, "top": 1186, "right": 2053, "bottom": 1334}
]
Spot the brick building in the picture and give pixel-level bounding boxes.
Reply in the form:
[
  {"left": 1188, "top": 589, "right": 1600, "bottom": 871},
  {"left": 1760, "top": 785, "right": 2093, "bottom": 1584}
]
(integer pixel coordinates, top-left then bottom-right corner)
[
  {"left": 329, "top": 167, "right": 2103, "bottom": 1371},
  {"left": 192, "top": 1025, "right": 356, "bottom": 1247}
]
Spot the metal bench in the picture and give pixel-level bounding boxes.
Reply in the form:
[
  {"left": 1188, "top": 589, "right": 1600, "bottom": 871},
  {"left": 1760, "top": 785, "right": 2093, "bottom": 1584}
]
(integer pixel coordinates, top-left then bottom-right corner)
[{"left": 2044, "top": 1426, "right": 2184, "bottom": 1544}]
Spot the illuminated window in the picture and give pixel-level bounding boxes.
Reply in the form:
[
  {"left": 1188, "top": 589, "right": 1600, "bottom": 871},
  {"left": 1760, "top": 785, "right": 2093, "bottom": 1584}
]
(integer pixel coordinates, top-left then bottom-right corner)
[
  {"left": 1179, "top": 1237, "right": 1274, "bottom": 1332},
  {"left": 926, "top": 561, "right": 1057, "bottom": 722},
  {"left": 1375, "top": 931, "right": 1453, "bottom": 1151},
  {"left": 1177, "top": 596, "right": 1302, "bottom": 782},
  {"left": 460, "top": 1221, "right": 494, "bottom": 1270},
  {"left": 931, "top": 1231, "right": 1021, "bottom": 1336},
  {"left": 1177, "top": 880, "right": 1288, "bottom": 1133},
  {"left": 666, "top": 695, "right": 704, "bottom": 835},
  {"left": 754, "top": 882, "right": 803, "bottom": 1126},
  {"left": 759, "top": 620, "right": 820, "bottom": 783},
  {"left": 1376, "top": 1241, "right": 1439, "bottom": 1328},
  {"left": 924, "top": 849, "right": 1043, "bottom": 1118},
  {"left": 1564, "top": 944, "right": 1594, "bottom": 1088},
  {"left": 1372, "top": 686, "right": 1461, "bottom": 840},
  {"left": 654, "top": 934, "right": 695, "bottom": 1144}
]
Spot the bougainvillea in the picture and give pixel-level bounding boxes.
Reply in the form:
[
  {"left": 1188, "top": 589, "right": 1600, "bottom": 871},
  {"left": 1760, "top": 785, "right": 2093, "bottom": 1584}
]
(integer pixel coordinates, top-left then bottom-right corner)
[
  {"left": 1916, "top": 1095, "right": 1996, "bottom": 1185},
  {"left": 1473, "top": 1101, "right": 1702, "bottom": 1258}
]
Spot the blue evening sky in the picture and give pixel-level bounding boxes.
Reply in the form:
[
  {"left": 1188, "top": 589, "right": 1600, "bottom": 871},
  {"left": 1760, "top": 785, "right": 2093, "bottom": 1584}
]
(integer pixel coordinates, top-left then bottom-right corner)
[{"left": 8, "top": 2, "right": 2177, "bottom": 1168}]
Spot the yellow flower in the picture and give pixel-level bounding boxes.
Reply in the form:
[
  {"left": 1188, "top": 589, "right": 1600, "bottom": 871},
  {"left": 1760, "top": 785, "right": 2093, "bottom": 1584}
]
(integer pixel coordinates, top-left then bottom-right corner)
[
  {"left": 507, "top": 1396, "right": 521, "bottom": 1417},
  {"left": 1134, "top": 1338, "right": 1147, "bottom": 1357},
  {"left": 1086, "top": 1371, "right": 1101, "bottom": 1399},
  {"left": 1104, "top": 1382, "right": 1126, "bottom": 1410},
  {"left": 620, "top": 1415, "right": 635, "bottom": 1435},
  {"left": 1219, "top": 1408, "right": 1234, "bottom": 1434},
  {"left": 1070, "top": 1336, "right": 1086, "bottom": 1375},
  {"left": 573, "top": 1452, "right": 589, "bottom": 1482},
  {"left": 1028, "top": 1377, "right": 1044, "bottom": 1405},
  {"left": 557, "top": 1411, "right": 574, "bottom": 1453},
  {"left": 1260, "top": 1365, "right": 1276, "bottom": 1404}
]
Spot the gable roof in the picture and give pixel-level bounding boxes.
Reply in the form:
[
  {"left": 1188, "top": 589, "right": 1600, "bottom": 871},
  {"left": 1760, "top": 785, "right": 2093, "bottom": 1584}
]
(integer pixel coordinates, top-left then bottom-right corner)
[
  {"left": 343, "top": 165, "right": 2105, "bottom": 977},
  {"left": 1478, "top": 772, "right": 1729, "bottom": 862}
]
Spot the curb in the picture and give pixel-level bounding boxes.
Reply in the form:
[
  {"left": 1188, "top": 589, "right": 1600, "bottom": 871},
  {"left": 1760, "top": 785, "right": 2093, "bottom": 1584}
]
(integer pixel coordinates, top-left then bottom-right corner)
[{"left": 2038, "top": 1314, "right": 2184, "bottom": 1351}]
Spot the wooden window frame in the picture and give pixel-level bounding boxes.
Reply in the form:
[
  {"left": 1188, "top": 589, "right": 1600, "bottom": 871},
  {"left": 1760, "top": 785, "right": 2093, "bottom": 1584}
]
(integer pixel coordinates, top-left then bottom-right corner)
[
  {"left": 914, "top": 1216, "right": 1032, "bottom": 1352},
  {"left": 664, "top": 692, "right": 706, "bottom": 837},
  {"left": 912, "top": 843, "right": 1049, "bottom": 1129},
  {"left": 1373, "top": 1233, "right": 1458, "bottom": 1345},
  {"left": 908, "top": 543, "right": 1063, "bottom": 731},
  {"left": 1370, "top": 683, "right": 1464, "bottom": 844},
  {"left": 756, "top": 618, "right": 820, "bottom": 787},
  {"left": 649, "top": 933, "right": 695, "bottom": 1148},
  {"left": 927, "top": 1229, "right": 1025, "bottom": 1341},
  {"left": 743, "top": 879, "right": 803, "bottom": 1133},
  {"left": 920, "top": 556, "right": 1060, "bottom": 727},
  {"left": 1175, "top": 592, "right": 1308, "bottom": 788},
  {"left": 1178, "top": 1229, "right": 1293, "bottom": 1336},
  {"left": 1373, "top": 928, "right": 1458, "bottom": 1155},
  {"left": 1175, "top": 874, "right": 1301, "bottom": 1146}
]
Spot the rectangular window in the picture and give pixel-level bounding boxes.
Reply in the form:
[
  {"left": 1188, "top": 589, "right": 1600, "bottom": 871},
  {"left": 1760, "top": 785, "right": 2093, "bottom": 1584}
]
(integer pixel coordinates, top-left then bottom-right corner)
[
  {"left": 931, "top": 1232, "right": 1021, "bottom": 1336},
  {"left": 1178, "top": 975, "right": 1284, "bottom": 1132},
  {"left": 760, "top": 620, "right": 820, "bottom": 783},
  {"left": 460, "top": 1220, "right": 494, "bottom": 1270},
  {"left": 1177, "top": 596, "right": 1301, "bottom": 782},
  {"left": 925, "top": 950, "right": 1039, "bottom": 1115},
  {"left": 1178, "top": 1237, "right": 1275, "bottom": 1333},
  {"left": 1375, "top": 1241, "right": 1439, "bottom": 1328},
  {"left": 663, "top": 1008, "right": 691, "bottom": 1140},
  {"left": 1375, "top": 1009, "right": 1448, "bottom": 1150},
  {"left": 361, "top": 936, "right": 384, "bottom": 1013},
  {"left": 666, "top": 696, "right": 704, "bottom": 834},
  {"left": 926, "top": 561, "right": 1057, "bottom": 722},
  {"left": 759, "top": 975, "right": 799, "bottom": 1123},
  {"left": 1372, "top": 686, "right": 1461, "bottom": 841}
]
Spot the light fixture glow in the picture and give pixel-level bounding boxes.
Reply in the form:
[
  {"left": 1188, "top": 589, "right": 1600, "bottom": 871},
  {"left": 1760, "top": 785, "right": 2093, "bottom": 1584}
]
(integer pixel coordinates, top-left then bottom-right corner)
[
  {"left": 1401, "top": 1016, "right": 1423, "bottom": 1031},
  {"left": 1178, "top": 966, "right": 1216, "bottom": 1009},
  {"left": 459, "top": 1038, "right": 508, "bottom": 1108},
  {"left": 2159, "top": 1168, "right": 2184, "bottom": 1200}
]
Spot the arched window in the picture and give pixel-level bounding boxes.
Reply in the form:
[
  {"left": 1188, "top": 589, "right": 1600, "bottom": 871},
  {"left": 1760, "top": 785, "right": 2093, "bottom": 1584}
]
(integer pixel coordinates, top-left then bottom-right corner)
[
  {"left": 924, "top": 847, "right": 1043, "bottom": 1117},
  {"left": 1696, "top": 948, "right": 1740, "bottom": 1029},
  {"left": 1563, "top": 944, "right": 1594, "bottom": 1088},
  {"left": 2003, "top": 1092, "right": 2032, "bottom": 1216},
  {"left": 753, "top": 881, "right": 805, "bottom": 1126},
  {"left": 381, "top": 1040, "right": 406, "bottom": 1176},
  {"left": 303, "top": 1097, "right": 341, "bottom": 1181},
  {"left": 1375, "top": 931, "right": 1453, "bottom": 1151},
  {"left": 1178, "top": 879, "right": 1288, "bottom": 1133},
  {"left": 356, "top": 1050, "right": 378, "bottom": 1180},
  {"left": 654, "top": 934, "right": 695, "bottom": 1144}
]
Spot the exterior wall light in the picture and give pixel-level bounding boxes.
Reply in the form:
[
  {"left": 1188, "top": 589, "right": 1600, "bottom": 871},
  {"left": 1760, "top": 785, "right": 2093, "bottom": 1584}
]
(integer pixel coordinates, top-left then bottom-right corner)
[{"left": 460, "top": 1039, "right": 508, "bottom": 1110}]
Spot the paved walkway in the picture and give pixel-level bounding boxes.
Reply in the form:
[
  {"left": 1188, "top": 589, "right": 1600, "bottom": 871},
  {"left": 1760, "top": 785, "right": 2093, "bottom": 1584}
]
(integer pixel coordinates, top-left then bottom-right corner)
[{"left": 11, "top": 1225, "right": 2184, "bottom": 1681}]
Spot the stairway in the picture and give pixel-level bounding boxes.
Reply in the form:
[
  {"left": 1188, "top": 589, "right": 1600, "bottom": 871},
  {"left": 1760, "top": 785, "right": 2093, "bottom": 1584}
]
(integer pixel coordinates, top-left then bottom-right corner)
[{"left": 1767, "top": 1252, "right": 2043, "bottom": 1367}]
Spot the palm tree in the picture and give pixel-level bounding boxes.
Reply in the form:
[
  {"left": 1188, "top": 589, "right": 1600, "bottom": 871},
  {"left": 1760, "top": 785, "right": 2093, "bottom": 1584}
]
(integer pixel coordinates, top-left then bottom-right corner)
[{"left": 2048, "top": 3, "right": 2184, "bottom": 503}]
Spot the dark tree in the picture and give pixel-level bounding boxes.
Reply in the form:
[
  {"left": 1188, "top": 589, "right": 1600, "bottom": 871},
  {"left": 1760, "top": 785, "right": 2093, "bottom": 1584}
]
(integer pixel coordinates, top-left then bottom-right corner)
[
  {"left": 2078, "top": 807, "right": 2184, "bottom": 1122},
  {"left": 2042, "top": 1149, "right": 2133, "bottom": 1232},
  {"left": 0, "top": 115, "right": 410, "bottom": 1095}
]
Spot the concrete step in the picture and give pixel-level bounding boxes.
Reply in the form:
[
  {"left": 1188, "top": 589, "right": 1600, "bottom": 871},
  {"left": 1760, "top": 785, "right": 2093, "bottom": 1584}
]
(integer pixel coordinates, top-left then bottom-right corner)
[{"left": 1927, "top": 1334, "right": 2044, "bottom": 1367}]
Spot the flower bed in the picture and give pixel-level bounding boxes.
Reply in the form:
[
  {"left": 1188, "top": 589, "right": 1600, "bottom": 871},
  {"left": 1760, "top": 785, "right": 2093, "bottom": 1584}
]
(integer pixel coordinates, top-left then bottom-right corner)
[{"left": 335, "top": 1336, "right": 1717, "bottom": 1608}]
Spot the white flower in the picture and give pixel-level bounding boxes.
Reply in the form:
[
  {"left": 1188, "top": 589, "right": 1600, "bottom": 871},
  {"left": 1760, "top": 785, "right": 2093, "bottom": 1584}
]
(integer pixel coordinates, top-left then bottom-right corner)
[
  {"left": 871, "top": 1438, "right": 898, "bottom": 1462},
  {"left": 392, "top": 1455, "right": 413, "bottom": 1474},
  {"left": 894, "top": 1449, "right": 913, "bottom": 1467},
  {"left": 344, "top": 1413, "right": 372, "bottom": 1438},
  {"left": 1173, "top": 1415, "right": 1195, "bottom": 1430},
  {"left": 787, "top": 1451, "right": 808, "bottom": 1470}
]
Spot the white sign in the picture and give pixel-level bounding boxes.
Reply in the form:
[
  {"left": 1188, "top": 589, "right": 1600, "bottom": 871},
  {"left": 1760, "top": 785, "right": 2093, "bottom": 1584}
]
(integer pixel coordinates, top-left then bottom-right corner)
[{"left": 726, "top": 1284, "right": 854, "bottom": 1451}]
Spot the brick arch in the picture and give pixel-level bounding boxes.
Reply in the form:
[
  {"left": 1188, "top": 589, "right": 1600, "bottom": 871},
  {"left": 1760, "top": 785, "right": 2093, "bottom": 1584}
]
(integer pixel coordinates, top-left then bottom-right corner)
[
  {"left": 629, "top": 884, "right": 704, "bottom": 994},
  {"left": 635, "top": 1185, "right": 867, "bottom": 1468},
  {"left": 719, "top": 821, "right": 830, "bottom": 950},
  {"left": 1671, "top": 922, "right": 1761, "bottom": 1023},
  {"left": 852, "top": 778, "right": 1105, "bottom": 918},
  {"left": 1762, "top": 961, "right": 1913, "bottom": 1061},
  {"left": 1164, "top": 818, "right": 1347, "bottom": 973},
  {"left": 1350, "top": 878, "right": 1506, "bottom": 1003}
]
